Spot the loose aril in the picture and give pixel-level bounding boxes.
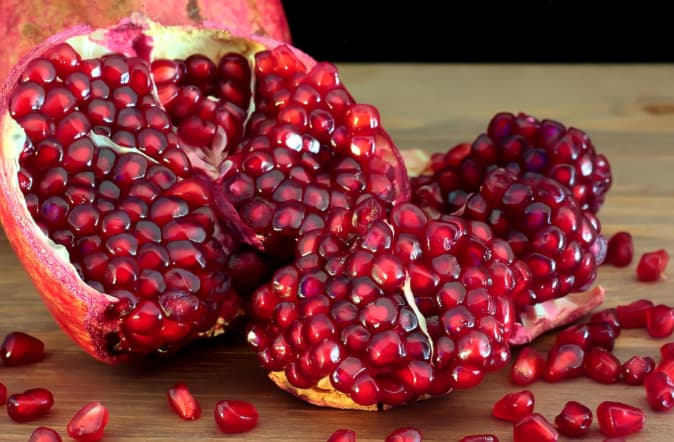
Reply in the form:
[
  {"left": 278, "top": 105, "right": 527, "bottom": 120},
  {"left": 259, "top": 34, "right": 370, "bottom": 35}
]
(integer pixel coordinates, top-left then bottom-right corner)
[
  {"left": 28, "top": 427, "right": 63, "bottom": 442},
  {"left": 616, "top": 299, "right": 653, "bottom": 329},
  {"left": 167, "top": 383, "right": 201, "bottom": 420},
  {"left": 327, "top": 429, "right": 356, "bottom": 442},
  {"left": 6, "top": 388, "right": 54, "bottom": 422},
  {"left": 513, "top": 413, "right": 559, "bottom": 442},
  {"left": 214, "top": 400, "right": 259, "bottom": 434},
  {"left": 544, "top": 344, "right": 584, "bottom": 382},
  {"left": 661, "top": 342, "right": 674, "bottom": 360},
  {"left": 492, "top": 390, "right": 535, "bottom": 422},
  {"left": 554, "top": 401, "right": 592, "bottom": 437},
  {"left": 584, "top": 347, "right": 621, "bottom": 384},
  {"left": 459, "top": 435, "right": 499, "bottom": 442},
  {"left": 384, "top": 427, "right": 422, "bottom": 442},
  {"left": 605, "top": 231, "right": 633, "bottom": 267},
  {"left": 621, "top": 355, "right": 655, "bottom": 385},
  {"left": 66, "top": 401, "right": 109, "bottom": 442},
  {"left": 596, "top": 401, "right": 646, "bottom": 437},
  {"left": 0, "top": 382, "right": 6, "bottom": 404},
  {"left": 636, "top": 249, "right": 669, "bottom": 281},
  {"left": 644, "top": 371, "right": 674, "bottom": 411},
  {"left": 510, "top": 347, "right": 546, "bottom": 385},
  {"left": 646, "top": 304, "right": 674, "bottom": 338},
  {"left": 0, "top": 331, "right": 45, "bottom": 366}
]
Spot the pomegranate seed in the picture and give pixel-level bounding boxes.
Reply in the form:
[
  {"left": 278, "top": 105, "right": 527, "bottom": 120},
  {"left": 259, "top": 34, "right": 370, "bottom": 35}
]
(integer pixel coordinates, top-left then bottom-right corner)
[
  {"left": 327, "top": 429, "right": 356, "bottom": 442},
  {"left": 603, "top": 438, "right": 626, "bottom": 442},
  {"left": 214, "top": 400, "right": 258, "bottom": 434},
  {"left": 384, "top": 427, "right": 422, "bottom": 442},
  {"left": 616, "top": 299, "right": 653, "bottom": 329},
  {"left": 554, "top": 323, "right": 591, "bottom": 350},
  {"left": 491, "top": 390, "right": 535, "bottom": 422},
  {"left": 554, "top": 400, "right": 593, "bottom": 437},
  {"left": 644, "top": 371, "right": 674, "bottom": 411},
  {"left": 661, "top": 342, "right": 674, "bottom": 360},
  {"left": 0, "top": 331, "right": 45, "bottom": 366},
  {"left": 590, "top": 308, "right": 622, "bottom": 336},
  {"left": 646, "top": 304, "right": 674, "bottom": 338},
  {"left": 605, "top": 231, "right": 633, "bottom": 267},
  {"left": 167, "top": 383, "right": 201, "bottom": 420},
  {"left": 459, "top": 435, "right": 499, "bottom": 442},
  {"left": 513, "top": 413, "right": 559, "bottom": 442},
  {"left": 636, "top": 249, "right": 669, "bottom": 281},
  {"left": 544, "top": 344, "right": 584, "bottom": 382},
  {"left": 621, "top": 355, "right": 655, "bottom": 385},
  {"left": 656, "top": 358, "right": 674, "bottom": 380},
  {"left": 510, "top": 347, "right": 546, "bottom": 385},
  {"left": 6, "top": 388, "right": 54, "bottom": 422},
  {"left": 0, "top": 382, "right": 6, "bottom": 404},
  {"left": 67, "top": 402, "right": 109, "bottom": 442},
  {"left": 29, "top": 427, "right": 63, "bottom": 442},
  {"left": 596, "top": 401, "right": 646, "bottom": 437},
  {"left": 584, "top": 347, "right": 621, "bottom": 384}
]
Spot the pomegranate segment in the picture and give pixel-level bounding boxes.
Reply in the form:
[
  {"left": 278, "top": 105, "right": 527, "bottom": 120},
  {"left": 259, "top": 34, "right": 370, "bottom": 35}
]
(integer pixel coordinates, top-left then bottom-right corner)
[
  {"left": 636, "top": 249, "right": 669, "bottom": 281},
  {"left": 327, "top": 429, "right": 356, "bottom": 442},
  {"left": 167, "top": 383, "right": 201, "bottom": 420},
  {"left": 554, "top": 400, "right": 592, "bottom": 437},
  {"left": 605, "top": 231, "right": 633, "bottom": 267},
  {"left": 66, "top": 401, "right": 109, "bottom": 442},
  {"left": 0, "top": 331, "right": 45, "bottom": 366},
  {"left": 512, "top": 413, "right": 559, "bottom": 442},
  {"left": 29, "top": 427, "right": 63, "bottom": 442},
  {"left": 491, "top": 390, "right": 535, "bottom": 422},
  {"left": 6, "top": 388, "right": 54, "bottom": 422},
  {"left": 214, "top": 400, "right": 259, "bottom": 434},
  {"left": 596, "top": 401, "right": 646, "bottom": 437},
  {"left": 384, "top": 427, "right": 422, "bottom": 442}
]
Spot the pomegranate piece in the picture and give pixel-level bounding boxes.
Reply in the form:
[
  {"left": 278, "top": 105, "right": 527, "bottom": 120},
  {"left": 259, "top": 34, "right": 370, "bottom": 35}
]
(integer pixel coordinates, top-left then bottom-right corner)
[
  {"left": 644, "top": 371, "right": 674, "bottom": 411},
  {"left": 327, "top": 429, "right": 356, "bottom": 442},
  {"left": 544, "top": 344, "right": 584, "bottom": 382},
  {"left": 621, "top": 355, "right": 655, "bottom": 385},
  {"left": 583, "top": 347, "right": 621, "bottom": 384},
  {"left": 616, "top": 299, "right": 653, "bottom": 329},
  {"left": 596, "top": 401, "right": 646, "bottom": 437},
  {"left": 491, "top": 390, "right": 535, "bottom": 422},
  {"left": 589, "top": 307, "right": 622, "bottom": 336},
  {"left": 605, "top": 231, "right": 633, "bottom": 267},
  {"left": 0, "top": 331, "right": 45, "bottom": 366},
  {"left": 66, "top": 402, "right": 109, "bottom": 442},
  {"left": 29, "top": 427, "right": 63, "bottom": 442},
  {"left": 646, "top": 304, "right": 674, "bottom": 338},
  {"left": 513, "top": 413, "right": 559, "bottom": 442},
  {"left": 214, "top": 400, "right": 258, "bottom": 434},
  {"left": 554, "top": 400, "right": 592, "bottom": 437},
  {"left": 636, "top": 249, "right": 669, "bottom": 281},
  {"left": 661, "top": 342, "right": 674, "bottom": 360},
  {"left": 6, "top": 388, "right": 54, "bottom": 422},
  {"left": 510, "top": 347, "right": 546, "bottom": 385},
  {"left": 384, "top": 427, "right": 422, "bottom": 442},
  {"left": 459, "top": 436, "right": 498, "bottom": 442},
  {"left": 0, "top": 382, "right": 6, "bottom": 404},
  {"left": 167, "top": 383, "right": 201, "bottom": 420}
]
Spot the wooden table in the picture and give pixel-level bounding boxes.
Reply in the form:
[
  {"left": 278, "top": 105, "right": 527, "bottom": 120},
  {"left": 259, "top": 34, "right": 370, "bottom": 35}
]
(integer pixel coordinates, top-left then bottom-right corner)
[{"left": 1, "top": 64, "right": 673, "bottom": 441}]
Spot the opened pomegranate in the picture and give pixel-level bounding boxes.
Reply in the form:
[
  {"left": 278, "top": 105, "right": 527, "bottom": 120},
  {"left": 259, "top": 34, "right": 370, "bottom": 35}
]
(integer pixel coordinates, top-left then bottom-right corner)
[{"left": 0, "top": 16, "right": 407, "bottom": 362}]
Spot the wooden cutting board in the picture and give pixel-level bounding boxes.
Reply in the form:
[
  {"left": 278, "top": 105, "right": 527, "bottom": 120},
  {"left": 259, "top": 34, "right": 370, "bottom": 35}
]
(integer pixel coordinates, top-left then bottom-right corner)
[{"left": 1, "top": 64, "right": 673, "bottom": 441}]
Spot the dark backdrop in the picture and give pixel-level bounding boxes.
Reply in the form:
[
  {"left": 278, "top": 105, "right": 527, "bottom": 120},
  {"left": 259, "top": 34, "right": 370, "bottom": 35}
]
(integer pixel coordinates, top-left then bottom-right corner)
[{"left": 281, "top": 1, "right": 671, "bottom": 63}]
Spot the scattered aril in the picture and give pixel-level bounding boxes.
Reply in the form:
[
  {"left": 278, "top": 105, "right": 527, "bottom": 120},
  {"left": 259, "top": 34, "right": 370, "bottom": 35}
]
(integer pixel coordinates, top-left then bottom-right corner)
[
  {"left": 510, "top": 347, "right": 546, "bottom": 385},
  {"left": 326, "top": 429, "right": 356, "bottom": 442},
  {"left": 167, "top": 383, "right": 201, "bottom": 420},
  {"left": 214, "top": 400, "right": 258, "bottom": 434},
  {"left": 646, "top": 304, "right": 674, "bottom": 338},
  {"left": 28, "top": 427, "right": 63, "bottom": 442},
  {"left": 512, "top": 413, "right": 559, "bottom": 442},
  {"left": 0, "top": 381, "right": 6, "bottom": 404},
  {"left": 458, "top": 435, "right": 499, "bottom": 442},
  {"left": 644, "top": 371, "right": 674, "bottom": 411},
  {"left": 554, "top": 400, "right": 592, "bottom": 437},
  {"left": 583, "top": 347, "right": 621, "bottom": 384},
  {"left": 596, "top": 401, "right": 646, "bottom": 437},
  {"left": 621, "top": 355, "right": 655, "bottom": 385},
  {"left": 0, "top": 331, "right": 45, "bottom": 366},
  {"left": 6, "top": 387, "right": 54, "bottom": 422},
  {"left": 66, "top": 401, "right": 109, "bottom": 442},
  {"left": 636, "top": 249, "right": 669, "bottom": 281},
  {"left": 605, "top": 231, "right": 633, "bottom": 267},
  {"left": 661, "top": 342, "right": 674, "bottom": 360},
  {"left": 491, "top": 390, "right": 535, "bottom": 422},
  {"left": 589, "top": 308, "right": 621, "bottom": 336},
  {"left": 616, "top": 299, "right": 653, "bottom": 329},
  {"left": 384, "top": 427, "right": 422, "bottom": 442},
  {"left": 544, "top": 343, "right": 585, "bottom": 382}
]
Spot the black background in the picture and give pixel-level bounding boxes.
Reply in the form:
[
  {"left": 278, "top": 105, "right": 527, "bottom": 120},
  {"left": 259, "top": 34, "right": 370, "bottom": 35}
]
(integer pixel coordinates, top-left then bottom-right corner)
[{"left": 281, "top": 1, "right": 671, "bottom": 63}]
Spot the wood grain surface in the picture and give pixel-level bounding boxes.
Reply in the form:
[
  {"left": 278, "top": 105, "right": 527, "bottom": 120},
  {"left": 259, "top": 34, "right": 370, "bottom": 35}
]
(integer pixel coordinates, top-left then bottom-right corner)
[{"left": 1, "top": 64, "right": 673, "bottom": 441}]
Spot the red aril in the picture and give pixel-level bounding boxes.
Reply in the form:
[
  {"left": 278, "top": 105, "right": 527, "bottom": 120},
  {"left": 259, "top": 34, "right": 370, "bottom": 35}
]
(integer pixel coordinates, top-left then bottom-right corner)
[
  {"left": 214, "top": 400, "right": 258, "bottom": 434},
  {"left": 621, "top": 355, "right": 655, "bottom": 385},
  {"left": 510, "top": 347, "right": 546, "bottom": 385},
  {"left": 29, "top": 427, "right": 63, "bottom": 442},
  {"left": 661, "top": 342, "right": 674, "bottom": 360},
  {"left": 636, "top": 249, "right": 669, "bottom": 281},
  {"left": 327, "top": 429, "right": 356, "bottom": 442},
  {"left": 167, "top": 383, "right": 201, "bottom": 420},
  {"left": 554, "top": 400, "right": 592, "bottom": 437},
  {"left": 66, "top": 402, "right": 109, "bottom": 442},
  {"left": 596, "top": 401, "right": 646, "bottom": 437},
  {"left": 644, "top": 371, "right": 674, "bottom": 411},
  {"left": 0, "top": 331, "right": 45, "bottom": 366},
  {"left": 0, "top": 382, "right": 6, "bottom": 404},
  {"left": 544, "top": 344, "right": 584, "bottom": 382},
  {"left": 513, "top": 413, "right": 559, "bottom": 442},
  {"left": 491, "top": 390, "right": 535, "bottom": 422},
  {"left": 6, "top": 388, "right": 54, "bottom": 422},
  {"left": 589, "top": 307, "right": 621, "bottom": 336},
  {"left": 605, "top": 231, "right": 633, "bottom": 267},
  {"left": 646, "top": 304, "right": 674, "bottom": 338},
  {"left": 616, "top": 299, "right": 653, "bottom": 329},
  {"left": 459, "top": 436, "right": 498, "bottom": 442},
  {"left": 384, "top": 427, "right": 422, "bottom": 442},
  {"left": 583, "top": 347, "right": 621, "bottom": 384}
]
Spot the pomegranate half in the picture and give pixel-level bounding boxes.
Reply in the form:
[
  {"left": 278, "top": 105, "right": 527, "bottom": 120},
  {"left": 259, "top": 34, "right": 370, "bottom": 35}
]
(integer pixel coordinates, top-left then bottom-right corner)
[{"left": 0, "top": 16, "right": 408, "bottom": 363}]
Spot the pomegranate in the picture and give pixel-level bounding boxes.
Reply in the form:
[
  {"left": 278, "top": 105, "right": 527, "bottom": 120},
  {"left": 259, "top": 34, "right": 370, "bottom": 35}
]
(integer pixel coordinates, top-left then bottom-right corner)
[
  {"left": 554, "top": 400, "right": 592, "bottom": 437},
  {"left": 246, "top": 200, "right": 519, "bottom": 409},
  {"left": 214, "top": 399, "right": 258, "bottom": 434},
  {"left": 509, "top": 346, "right": 546, "bottom": 385},
  {"left": 0, "top": 331, "right": 45, "bottom": 366},
  {"left": 605, "top": 231, "right": 633, "bottom": 267},
  {"left": 621, "top": 355, "right": 655, "bottom": 385},
  {"left": 662, "top": 342, "right": 674, "bottom": 360},
  {"left": 491, "top": 390, "right": 535, "bottom": 422},
  {"left": 327, "top": 429, "right": 356, "bottom": 442},
  {"left": 512, "top": 413, "right": 558, "bottom": 442},
  {"left": 66, "top": 401, "right": 109, "bottom": 442},
  {"left": 0, "top": 0, "right": 291, "bottom": 82},
  {"left": 583, "top": 347, "right": 621, "bottom": 384},
  {"left": 636, "top": 249, "right": 669, "bottom": 281},
  {"left": 384, "top": 427, "right": 422, "bottom": 442},
  {"left": 596, "top": 401, "right": 646, "bottom": 437},
  {"left": 644, "top": 371, "right": 674, "bottom": 411},
  {"left": 29, "top": 427, "right": 63, "bottom": 442},
  {"left": 0, "top": 16, "right": 407, "bottom": 362},
  {"left": 6, "top": 388, "right": 54, "bottom": 422},
  {"left": 167, "top": 383, "right": 201, "bottom": 420}
]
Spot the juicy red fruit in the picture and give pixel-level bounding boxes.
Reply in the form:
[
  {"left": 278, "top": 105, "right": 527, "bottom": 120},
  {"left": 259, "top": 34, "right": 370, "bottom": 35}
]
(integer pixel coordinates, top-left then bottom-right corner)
[
  {"left": 29, "top": 427, "right": 63, "bottom": 442},
  {"left": 0, "top": 382, "right": 6, "bottom": 404},
  {"left": 67, "top": 402, "right": 109, "bottom": 442},
  {"left": 644, "top": 371, "right": 674, "bottom": 411},
  {"left": 636, "top": 249, "right": 669, "bottom": 281},
  {"left": 6, "top": 388, "right": 54, "bottom": 422},
  {"left": 605, "top": 231, "right": 633, "bottom": 267},
  {"left": 491, "top": 390, "right": 535, "bottom": 422},
  {"left": 459, "top": 436, "right": 498, "bottom": 442},
  {"left": 513, "top": 413, "right": 559, "bottom": 442},
  {"left": 510, "top": 347, "right": 546, "bottom": 385},
  {"left": 596, "top": 401, "right": 646, "bottom": 437},
  {"left": 327, "top": 429, "right": 356, "bottom": 442},
  {"left": 0, "top": 331, "right": 45, "bottom": 366},
  {"left": 544, "top": 344, "right": 584, "bottom": 382},
  {"left": 621, "top": 355, "right": 655, "bottom": 385},
  {"left": 583, "top": 347, "right": 621, "bottom": 384},
  {"left": 167, "top": 383, "right": 201, "bottom": 420},
  {"left": 646, "top": 304, "right": 674, "bottom": 338},
  {"left": 554, "top": 400, "right": 592, "bottom": 437},
  {"left": 214, "top": 400, "right": 258, "bottom": 434},
  {"left": 384, "top": 427, "right": 422, "bottom": 442}
]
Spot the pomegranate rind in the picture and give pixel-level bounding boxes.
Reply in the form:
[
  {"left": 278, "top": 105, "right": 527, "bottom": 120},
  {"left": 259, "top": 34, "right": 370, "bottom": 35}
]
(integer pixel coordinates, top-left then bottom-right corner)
[{"left": 0, "top": 16, "right": 311, "bottom": 363}]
